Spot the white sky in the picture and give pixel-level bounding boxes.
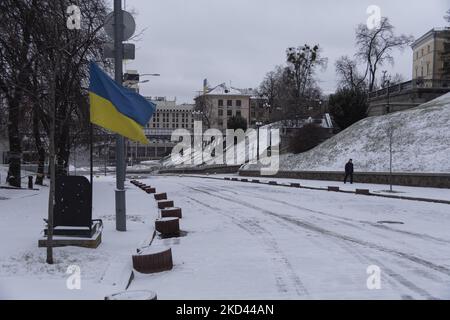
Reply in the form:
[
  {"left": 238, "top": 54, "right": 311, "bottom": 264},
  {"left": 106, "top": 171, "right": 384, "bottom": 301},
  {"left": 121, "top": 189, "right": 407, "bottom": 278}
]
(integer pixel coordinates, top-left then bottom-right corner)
[{"left": 119, "top": 0, "right": 449, "bottom": 103}]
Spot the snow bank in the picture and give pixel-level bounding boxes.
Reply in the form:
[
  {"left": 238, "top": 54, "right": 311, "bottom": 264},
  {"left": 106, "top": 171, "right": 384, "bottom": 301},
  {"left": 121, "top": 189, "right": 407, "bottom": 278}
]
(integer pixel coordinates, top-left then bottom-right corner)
[{"left": 243, "top": 93, "right": 450, "bottom": 173}]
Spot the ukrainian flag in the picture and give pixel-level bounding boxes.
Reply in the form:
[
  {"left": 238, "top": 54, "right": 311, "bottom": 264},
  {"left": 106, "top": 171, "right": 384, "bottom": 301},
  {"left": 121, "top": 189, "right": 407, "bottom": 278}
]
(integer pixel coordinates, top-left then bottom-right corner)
[{"left": 89, "top": 62, "right": 156, "bottom": 144}]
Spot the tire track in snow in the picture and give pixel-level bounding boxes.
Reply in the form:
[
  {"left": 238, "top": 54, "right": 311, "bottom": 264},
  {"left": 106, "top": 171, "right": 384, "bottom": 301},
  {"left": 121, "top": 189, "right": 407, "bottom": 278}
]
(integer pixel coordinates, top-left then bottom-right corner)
[
  {"left": 336, "top": 241, "right": 438, "bottom": 300},
  {"left": 184, "top": 184, "right": 450, "bottom": 279},
  {"left": 184, "top": 194, "right": 309, "bottom": 297},
  {"left": 214, "top": 183, "right": 450, "bottom": 246}
]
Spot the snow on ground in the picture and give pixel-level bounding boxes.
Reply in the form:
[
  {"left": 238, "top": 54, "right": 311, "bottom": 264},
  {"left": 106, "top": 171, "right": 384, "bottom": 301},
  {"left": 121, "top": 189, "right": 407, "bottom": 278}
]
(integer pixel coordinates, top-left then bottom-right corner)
[
  {"left": 128, "top": 175, "right": 450, "bottom": 300},
  {"left": 189, "top": 173, "right": 450, "bottom": 202},
  {"left": 244, "top": 93, "right": 450, "bottom": 173},
  {"left": 2, "top": 173, "right": 450, "bottom": 299},
  {"left": 0, "top": 175, "right": 157, "bottom": 299},
  {"left": 130, "top": 176, "right": 450, "bottom": 299}
]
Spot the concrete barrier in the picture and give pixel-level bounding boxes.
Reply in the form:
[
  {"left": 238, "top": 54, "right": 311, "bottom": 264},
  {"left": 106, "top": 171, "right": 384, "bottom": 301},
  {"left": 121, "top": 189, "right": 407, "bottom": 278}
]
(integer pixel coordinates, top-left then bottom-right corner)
[
  {"left": 159, "top": 165, "right": 241, "bottom": 175},
  {"left": 328, "top": 186, "right": 340, "bottom": 192},
  {"left": 239, "top": 170, "right": 450, "bottom": 189},
  {"left": 356, "top": 189, "right": 370, "bottom": 195}
]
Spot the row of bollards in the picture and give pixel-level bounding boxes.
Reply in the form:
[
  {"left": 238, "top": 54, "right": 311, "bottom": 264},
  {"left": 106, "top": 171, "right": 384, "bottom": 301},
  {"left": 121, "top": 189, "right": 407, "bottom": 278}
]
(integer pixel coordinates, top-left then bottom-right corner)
[
  {"left": 223, "top": 177, "right": 371, "bottom": 196},
  {"left": 129, "top": 180, "right": 185, "bottom": 276}
]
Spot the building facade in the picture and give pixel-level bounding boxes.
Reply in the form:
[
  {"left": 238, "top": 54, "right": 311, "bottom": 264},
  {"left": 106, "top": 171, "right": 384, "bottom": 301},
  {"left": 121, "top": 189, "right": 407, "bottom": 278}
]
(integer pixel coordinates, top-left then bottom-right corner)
[
  {"left": 412, "top": 28, "right": 449, "bottom": 83},
  {"left": 195, "top": 83, "right": 271, "bottom": 131},
  {"left": 368, "top": 27, "right": 450, "bottom": 116},
  {"left": 123, "top": 97, "right": 195, "bottom": 161}
]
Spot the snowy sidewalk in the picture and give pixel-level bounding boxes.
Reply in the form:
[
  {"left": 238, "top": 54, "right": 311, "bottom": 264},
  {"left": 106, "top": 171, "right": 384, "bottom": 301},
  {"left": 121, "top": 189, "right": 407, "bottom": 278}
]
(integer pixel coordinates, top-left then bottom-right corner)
[{"left": 0, "top": 176, "right": 157, "bottom": 299}]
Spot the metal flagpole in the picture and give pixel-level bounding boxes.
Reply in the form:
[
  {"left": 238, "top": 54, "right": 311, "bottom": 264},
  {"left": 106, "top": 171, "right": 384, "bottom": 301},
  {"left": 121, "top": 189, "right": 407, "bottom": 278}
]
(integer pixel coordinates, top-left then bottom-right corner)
[
  {"left": 90, "top": 124, "right": 94, "bottom": 192},
  {"left": 114, "top": 0, "right": 126, "bottom": 231}
]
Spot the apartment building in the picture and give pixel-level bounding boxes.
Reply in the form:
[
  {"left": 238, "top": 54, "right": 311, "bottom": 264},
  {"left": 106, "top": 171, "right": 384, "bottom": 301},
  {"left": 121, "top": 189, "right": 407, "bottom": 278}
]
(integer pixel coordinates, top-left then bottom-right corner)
[
  {"left": 412, "top": 28, "right": 449, "bottom": 83},
  {"left": 195, "top": 83, "right": 271, "bottom": 131},
  {"left": 126, "top": 97, "right": 195, "bottom": 160}
]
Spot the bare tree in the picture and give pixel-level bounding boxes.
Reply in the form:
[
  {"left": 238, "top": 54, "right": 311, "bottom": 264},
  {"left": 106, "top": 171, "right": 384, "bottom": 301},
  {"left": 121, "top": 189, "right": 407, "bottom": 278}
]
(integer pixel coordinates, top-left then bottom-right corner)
[
  {"left": 258, "top": 45, "right": 326, "bottom": 123},
  {"left": 0, "top": 0, "right": 38, "bottom": 187},
  {"left": 286, "top": 44, "right": 327, "bottom": 98},
  {"left": 335, "top": 55, "right": 366, "bottom": 90},
  {"left": 259, "top": 67, "right": 283, "bottom": 110},
  {"left": 194, "top": 95, "right": 213, "bottom": 129},
  {"left": 355, "top": 17, "right": 413, "bottom": 92}
]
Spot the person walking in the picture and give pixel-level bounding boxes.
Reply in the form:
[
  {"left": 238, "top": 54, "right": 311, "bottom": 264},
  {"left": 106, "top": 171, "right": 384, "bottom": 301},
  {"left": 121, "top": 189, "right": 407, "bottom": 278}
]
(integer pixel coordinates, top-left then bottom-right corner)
[{"left": 344, "top": 159, "right": 354, "bottom": 184}]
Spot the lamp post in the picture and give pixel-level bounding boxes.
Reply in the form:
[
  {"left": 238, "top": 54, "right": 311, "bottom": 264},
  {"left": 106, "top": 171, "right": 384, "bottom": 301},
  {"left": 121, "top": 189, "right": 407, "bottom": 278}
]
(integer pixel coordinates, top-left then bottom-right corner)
[
  {"left": 114, "top": 0, "right": 126, "bottom": 232},
  {"left": 382, "top": 71, "right": 391, "bottom": 114},
  {"left": 255, "top": 122, "right": 263, "bottom": 161}
]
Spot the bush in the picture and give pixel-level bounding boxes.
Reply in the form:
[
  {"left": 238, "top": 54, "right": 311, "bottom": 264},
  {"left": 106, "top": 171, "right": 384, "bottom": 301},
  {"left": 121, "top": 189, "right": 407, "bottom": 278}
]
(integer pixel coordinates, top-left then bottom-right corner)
[
  {"left": 227, "top": 115, "right": 248, "bottom": 131},
  {"left": 289, "top": 123, "right": 329, "bottom": 154},
  {"left": 329, "top": 87, "right": 368, "bottom": 130}
]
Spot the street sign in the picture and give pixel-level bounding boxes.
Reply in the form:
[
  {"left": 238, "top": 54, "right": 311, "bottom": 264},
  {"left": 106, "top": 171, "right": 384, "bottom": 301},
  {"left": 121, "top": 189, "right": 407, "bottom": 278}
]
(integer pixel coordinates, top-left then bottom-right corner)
[
  {"left": 104, "top": 10, "right": 136, "bottom": 41},
  {"left": 103, "top": 43, "right": 135, "bottom": 60}
]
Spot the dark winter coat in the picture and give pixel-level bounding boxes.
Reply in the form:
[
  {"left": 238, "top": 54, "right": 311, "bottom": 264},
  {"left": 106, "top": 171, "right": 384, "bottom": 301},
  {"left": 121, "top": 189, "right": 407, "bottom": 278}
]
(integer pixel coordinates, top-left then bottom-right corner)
[{"left": 345, "top": 162, "right": 354, "bottom": 174}]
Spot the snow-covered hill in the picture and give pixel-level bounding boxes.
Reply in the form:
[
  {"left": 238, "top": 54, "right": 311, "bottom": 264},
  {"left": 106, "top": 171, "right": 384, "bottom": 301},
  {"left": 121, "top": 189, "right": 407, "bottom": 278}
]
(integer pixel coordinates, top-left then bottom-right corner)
[{"left": 244, "top": 92, "right": 450, "bottom": 173}]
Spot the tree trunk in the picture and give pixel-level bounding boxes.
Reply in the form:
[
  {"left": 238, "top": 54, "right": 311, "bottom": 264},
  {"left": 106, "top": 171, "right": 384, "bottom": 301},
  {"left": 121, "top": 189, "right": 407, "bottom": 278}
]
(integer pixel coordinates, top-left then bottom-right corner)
[
  {"left": 56, "top": 120, "right": 70, "bottom": 176},
  {"left": 7, "top": 95, "right": 22, "bottom": 187},
  {"left": 33, "top": 107, "right": 46, "bottom": 185}
]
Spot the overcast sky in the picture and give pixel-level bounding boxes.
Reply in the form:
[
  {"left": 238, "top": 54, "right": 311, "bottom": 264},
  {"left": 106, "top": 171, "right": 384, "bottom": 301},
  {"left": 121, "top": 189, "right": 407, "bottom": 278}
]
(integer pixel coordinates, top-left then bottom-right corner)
[{"left": 120, "top": 0, "right": 449, "bottom": 103}]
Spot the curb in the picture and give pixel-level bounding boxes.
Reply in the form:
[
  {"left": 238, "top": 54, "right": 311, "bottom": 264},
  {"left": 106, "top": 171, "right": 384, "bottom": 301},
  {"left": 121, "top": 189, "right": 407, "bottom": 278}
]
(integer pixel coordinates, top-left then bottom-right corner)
[{"left": 160, "top": 174, "right": 450, "bottom": 205}]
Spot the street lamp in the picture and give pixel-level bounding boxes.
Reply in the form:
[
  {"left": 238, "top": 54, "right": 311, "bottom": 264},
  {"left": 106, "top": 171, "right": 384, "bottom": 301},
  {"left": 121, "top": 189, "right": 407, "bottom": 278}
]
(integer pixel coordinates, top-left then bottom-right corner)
[{"left": 192, "top": 110, "right": 204, "bottom": 121}]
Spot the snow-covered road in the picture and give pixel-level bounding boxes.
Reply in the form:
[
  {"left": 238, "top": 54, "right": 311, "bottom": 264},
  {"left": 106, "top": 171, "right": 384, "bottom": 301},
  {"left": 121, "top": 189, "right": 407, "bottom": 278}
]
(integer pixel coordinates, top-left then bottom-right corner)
[{"left": 130, "top": 175, "right": 450, "bottom": 300}]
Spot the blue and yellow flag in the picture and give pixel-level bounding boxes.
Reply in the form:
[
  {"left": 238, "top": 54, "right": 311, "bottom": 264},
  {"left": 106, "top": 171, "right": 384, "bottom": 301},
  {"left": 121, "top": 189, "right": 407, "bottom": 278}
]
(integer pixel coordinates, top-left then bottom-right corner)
[{"left": 89, "top": 62, "right": 156, "bottom": 144}]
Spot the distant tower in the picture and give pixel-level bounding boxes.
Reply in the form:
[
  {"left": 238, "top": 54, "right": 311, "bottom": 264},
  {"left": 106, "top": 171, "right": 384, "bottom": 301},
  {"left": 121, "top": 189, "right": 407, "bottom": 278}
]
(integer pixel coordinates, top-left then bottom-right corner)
[{"left": 203, "top": 78, "right": 208, "bottom": 95}]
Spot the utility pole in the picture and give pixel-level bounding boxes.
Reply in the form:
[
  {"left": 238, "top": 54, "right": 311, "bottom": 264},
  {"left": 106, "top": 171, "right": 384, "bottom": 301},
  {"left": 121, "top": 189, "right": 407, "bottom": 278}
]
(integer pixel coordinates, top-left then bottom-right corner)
[{"left": 114, "top": 0, "right": 126, "bottom": 231}]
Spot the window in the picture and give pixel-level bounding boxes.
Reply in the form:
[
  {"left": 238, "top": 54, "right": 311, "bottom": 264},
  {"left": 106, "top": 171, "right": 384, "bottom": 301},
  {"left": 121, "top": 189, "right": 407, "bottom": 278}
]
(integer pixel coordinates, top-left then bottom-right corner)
[
  {"left": 426, "top": 62, "right": 430, "bottom": 76},
  {"left": 421, "top": 48, "right": 424, "bottom": 57},
  {"left": 227, "top": 109, "right": 232, "bottom": 116},
  {"left": 227, "top": 100, "right": 232, "bottom": 107},
  {"left": 236, "top": 100, "right": 241, "bottom": 107},
  {"left": 218, "top": 99, "right": 223, "bottom": 107},
  {"left": 416, "top": 51, "right": 419, "bottom": 60},
  {"left": 218, "top": 109, "right": 223, "bottom": 116},
  {"left": 236, "top": 111, "right": 241, "bottom": 117},
  {"left": 218, "top": 119, "right": 223, "bottom": 126},
  {"left": 428, "top": 45, "right": 431, "bottom": 53}
]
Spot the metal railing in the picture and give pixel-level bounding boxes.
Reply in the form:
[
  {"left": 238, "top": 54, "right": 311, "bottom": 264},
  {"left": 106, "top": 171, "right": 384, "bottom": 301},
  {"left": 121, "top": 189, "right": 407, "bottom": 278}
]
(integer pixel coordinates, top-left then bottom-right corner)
[{"left": 368, "top": 79, "right": 450, "bottom": 99}]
